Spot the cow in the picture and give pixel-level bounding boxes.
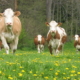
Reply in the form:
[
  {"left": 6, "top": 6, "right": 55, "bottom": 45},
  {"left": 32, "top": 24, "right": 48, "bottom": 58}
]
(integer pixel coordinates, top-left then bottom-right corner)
[
  {"left": 45, "top": 20, "right": 67, "bottom": 55},
  {"left": 74, "top": 34, "right": 80, "bottom": 53},
  {"left": 0, "top": 8, "right": 21, "bottom": 54},
  {"left": 34, "top": 34, "right": 45, "bottom": 53}
]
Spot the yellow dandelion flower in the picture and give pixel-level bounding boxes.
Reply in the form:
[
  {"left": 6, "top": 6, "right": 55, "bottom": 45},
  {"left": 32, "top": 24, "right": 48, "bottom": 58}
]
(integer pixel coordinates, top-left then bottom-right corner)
[
  {"left": 21, "top": 70, "right": 25, "bottom": 72},
  {"left": 50, "top": 68, "right": 53, "bottom": 71},
  {"left": 71, "top": 70, "right": 76, "bottom": 73},
  {"left": 65, "top": 68, "right": 69, "bottom": 70},
  {"left": 13, "top": 70, "right": 16, "bottom": 71},
  {"left": 19, "top": 66, "right": 23, "bottom": 68},
  {"left": 29, "top": 71, "right": 32, "bottom": 73},
  {"left": 55, "top": 72, "right": 58, "bottom": 75},
  {"left": 44, "top": 76, "right": 49, "bottom": 79},
  {"left": 18, "top": 73, "right": 23, "bottom": 76},
  {"left": 8, "top": 76, "right": 13, "bottom": 80},
  {"left": 77, "top": 72, "right": 80, "bottom": 74},
  {"left": 63, "top": 77, "right": 67, "bottom": 79},
  {"left": 33, "top": 74, "right": 37, "bottom": 76},
  {"left": 53, "top": 77, "right": 57, "bottom": 80},
  {"left": 0, "top": 71, "right": 2, "bottom": 74},
  {"left": 70, "top": 74, "right": 74, "bottom": 76}
]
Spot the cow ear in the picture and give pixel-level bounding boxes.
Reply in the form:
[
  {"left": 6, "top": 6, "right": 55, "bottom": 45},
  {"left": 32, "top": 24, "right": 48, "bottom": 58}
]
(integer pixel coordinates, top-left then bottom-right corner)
[
  {"left": 57, "top": 22, "right": 62, "bottom": 26},
  {"left": 14, "top": 11, "right": 21, "bottom": 16},
  {"left": 0, "top": 13, "right": 3, "bottom": 17},
  {"left": 45, "top": 22, "right": 49, "bottom": 26}
]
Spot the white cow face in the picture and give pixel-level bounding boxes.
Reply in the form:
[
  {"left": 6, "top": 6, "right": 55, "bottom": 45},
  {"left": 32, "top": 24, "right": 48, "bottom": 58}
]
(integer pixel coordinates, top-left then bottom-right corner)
[
  {"left": 49, "top": 21, "right": 58, "bottom": 36},
  {"left": 75, "top": 35, "right": 79, "bottom": 41},
  {"left": 3, "top": 8, "right": 14, "bottom": 27},
  {"left": 37, "top": 35, "right": 42, "bottom": 42}
]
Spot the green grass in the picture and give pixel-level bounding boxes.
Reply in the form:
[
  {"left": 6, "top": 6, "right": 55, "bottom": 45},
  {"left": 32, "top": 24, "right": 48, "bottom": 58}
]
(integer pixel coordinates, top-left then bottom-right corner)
[{"left": 0, "top": 42, "right": 80, "bottom": 80}]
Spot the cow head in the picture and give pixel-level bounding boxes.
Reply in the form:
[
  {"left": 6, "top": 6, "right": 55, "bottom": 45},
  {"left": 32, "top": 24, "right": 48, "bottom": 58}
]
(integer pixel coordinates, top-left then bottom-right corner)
[
  {"left": 46, "top": 20, "right": 62, "bottom": 37},
  {"left": 0, "top": 8, "right": 21, "bottom": 29},
  {"left": 74, "top": 34, "right": 79, "bottom": 41}
]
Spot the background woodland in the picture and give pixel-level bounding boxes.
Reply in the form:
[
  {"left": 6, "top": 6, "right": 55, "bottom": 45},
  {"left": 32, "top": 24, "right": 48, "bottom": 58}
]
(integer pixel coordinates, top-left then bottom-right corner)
[{"left": 0, "top": 0, "right": 80, "bottom": 49}]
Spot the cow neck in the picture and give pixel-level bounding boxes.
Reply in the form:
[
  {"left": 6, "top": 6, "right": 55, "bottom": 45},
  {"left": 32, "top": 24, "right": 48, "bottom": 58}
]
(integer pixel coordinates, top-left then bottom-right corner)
[{"left": 54, "top": 31, "right": 60, "bottom": 39}]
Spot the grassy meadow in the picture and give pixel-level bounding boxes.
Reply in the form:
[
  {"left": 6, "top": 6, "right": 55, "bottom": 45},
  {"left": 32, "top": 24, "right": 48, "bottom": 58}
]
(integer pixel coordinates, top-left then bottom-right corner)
[{"left": 0, "top": 42, "right": 80, "bottom": 80}]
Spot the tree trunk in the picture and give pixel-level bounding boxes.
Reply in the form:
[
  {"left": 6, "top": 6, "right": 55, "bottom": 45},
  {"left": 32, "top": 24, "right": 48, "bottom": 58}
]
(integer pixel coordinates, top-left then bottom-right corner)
[{"left": 46, "top": 0, "right": 52, "bottom": 22}]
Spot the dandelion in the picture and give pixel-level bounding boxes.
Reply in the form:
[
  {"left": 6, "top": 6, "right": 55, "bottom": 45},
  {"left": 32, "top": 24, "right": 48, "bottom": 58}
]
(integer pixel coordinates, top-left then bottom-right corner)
[
  {"left": 50, "top": 68, "right": 53, "bottom": 71},
  {"left": 55, "top": 72, "right": 58, "bottom": 76},
  {"left": 53, "top": 77, "right": 57, "bottom": 80},
  {"left": 0, "top": 71, "right": 2, "bottom": 74},
  {"left": 71, "top": 70, "right": 76, "bottom": 73},
  {"left": 33, "top": 74, "right": 37, "bottom": 76},
  {"left": 21, "top": 70, "right": 25, "bottom": 72},
  {"left": 44, "top": 76, "right": 49, "bottom": 79},
  {"left": 65, "top": 68, "right": 69, "bottom": 70},
  {"left": 77, "top": 72, "right": 80, "bottom": 74},
  {"left": 19, "top": 66, "right": 23, "bottom": 68},
  {"left": 29, "top": 71, "right": 32, "bottom": 73},
  {"left": 18, "top": 73, "right": 23, "bottom": 76},
  {"left": 8, "top": 76, "right": 13, "bottom": 80}
]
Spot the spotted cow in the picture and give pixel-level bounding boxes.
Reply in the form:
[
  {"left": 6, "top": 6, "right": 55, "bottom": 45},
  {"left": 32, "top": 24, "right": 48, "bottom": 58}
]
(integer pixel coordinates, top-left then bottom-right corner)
[
  {"left": 74, "top": 34, "right": 80, "bottom": 53},
  {"left": 34, "top": 34, "right": 45, "bottom": 53},
  {"left": 46, "top": 20, "right": 67, "bottom": 55}
]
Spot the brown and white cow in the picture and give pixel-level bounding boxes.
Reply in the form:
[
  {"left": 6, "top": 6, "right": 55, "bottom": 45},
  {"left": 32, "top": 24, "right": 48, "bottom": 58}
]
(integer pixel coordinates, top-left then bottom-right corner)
[
  {"left": 34, "top": 34, "right": 45, "bottom": 53},
  {"left": 0, "top": 8, "right": 21, "bottom": 54},
  {"left": 74, "top": 34, "right": 80, "bottom": 53},
  {"left": 46, "top": 20, "right": 67, "bottom": 55}
]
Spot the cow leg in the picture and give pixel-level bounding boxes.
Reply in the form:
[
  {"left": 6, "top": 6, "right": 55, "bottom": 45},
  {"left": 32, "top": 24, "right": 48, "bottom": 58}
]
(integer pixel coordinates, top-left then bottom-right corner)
[
  {"left": 1, "top": 37, "right": 9, "bottom": 54},
  {"left": 48, "top": 45, "right": 52, "bottom": 55},
  {"left": 56, "top": 45, "right": 63, "bottom": 55},
  {"left": 40, "top": 45, "right": 44, "bottom": 52},
  {"left": 37, "top": 45, "right": 40, "bottom": 53},
  {"left": 10, "top": 37, "right": 19, "bottom": 54}
]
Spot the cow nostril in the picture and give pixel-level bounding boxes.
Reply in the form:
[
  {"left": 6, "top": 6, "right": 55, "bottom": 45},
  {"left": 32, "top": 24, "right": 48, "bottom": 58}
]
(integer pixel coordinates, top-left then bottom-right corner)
[{"left": 7, "top": 23, "right": 12, "bottom": 25}]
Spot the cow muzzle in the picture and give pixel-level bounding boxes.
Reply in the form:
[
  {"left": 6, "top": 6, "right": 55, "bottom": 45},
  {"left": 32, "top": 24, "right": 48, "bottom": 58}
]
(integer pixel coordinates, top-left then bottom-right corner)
[{"left": 6, "top": 22, "right": 12, "bottom": 26}]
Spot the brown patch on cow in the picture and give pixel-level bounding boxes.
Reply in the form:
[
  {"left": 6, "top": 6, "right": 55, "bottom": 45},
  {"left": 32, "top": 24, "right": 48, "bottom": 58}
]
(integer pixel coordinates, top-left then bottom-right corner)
[
  {"left": 46, "top": 32, "right": 52, "bottom": 43},
  {"left": 12, "top": 16, "right": 21, "bottom": 35},
  {"left": 46, "top": 31, "right": 60, "bottom": 43},
  {"left": 58, "top": 45, "right": 62, "bottom": 51},
  {"left": 34, "top": 36, "right": 45, "bottom": 46},
  {"left": 54, "top": 31, "right": 60, "bottom": 39},
  {"left": 61, "top": 35, "right": 67, "bottom": 43}
]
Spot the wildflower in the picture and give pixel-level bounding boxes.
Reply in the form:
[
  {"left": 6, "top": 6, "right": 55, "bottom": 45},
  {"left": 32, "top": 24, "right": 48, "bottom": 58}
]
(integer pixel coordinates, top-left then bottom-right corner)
[
  {"left": 44, "top": 76, "right": 49, "bottom": 79},
  {"left": 33, "top": 74, "right": 37, "bottom": 76},
  {"left": 21, "top": 70, "right": 25, "bottom": 72},
  {"left": 77, "top": 72, "right": 80, "bottom": 74},
  {"left": 18, "top": 73, "right": 23, "bottom": 76},
  {"left": 65, "top": 68, "right": 69, "bottom": 70},
  {"left": 8, "top": 76, "right": 13, "bottom": 80},
  {"left": 29, "top": 71, "right": 32, "bottom": 73},
  {"left": 71, "top": 70, "right": 76, "bottom": 73},
  {"left": 19, "top": 66, "right": 23, "bottom": 68},
  {"left": 55, "top": 72, "right": 58, "bottom": 76},
  {"left": 0, "top": 71, "right": 2, "bottom": 74}
]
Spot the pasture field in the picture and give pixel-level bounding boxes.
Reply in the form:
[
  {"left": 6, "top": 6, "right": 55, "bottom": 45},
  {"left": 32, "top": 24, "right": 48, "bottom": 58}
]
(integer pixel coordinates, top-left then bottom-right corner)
[{"left": 0, "top": 42, "right": 80, "bottom": 80}]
